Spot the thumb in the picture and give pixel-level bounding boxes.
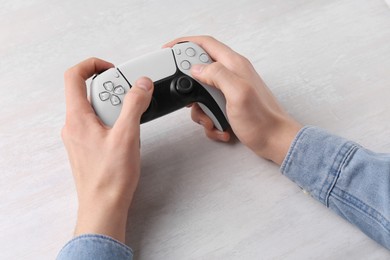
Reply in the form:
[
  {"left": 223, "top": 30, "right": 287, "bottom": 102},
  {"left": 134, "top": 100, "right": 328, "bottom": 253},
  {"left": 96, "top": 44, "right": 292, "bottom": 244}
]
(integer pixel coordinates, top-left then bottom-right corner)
[
  {"left": 114, "top": 77, "right": 154, "bottom": 131},
  {"left": 190, "top": 63, "right": 241, "bottom": 96}
]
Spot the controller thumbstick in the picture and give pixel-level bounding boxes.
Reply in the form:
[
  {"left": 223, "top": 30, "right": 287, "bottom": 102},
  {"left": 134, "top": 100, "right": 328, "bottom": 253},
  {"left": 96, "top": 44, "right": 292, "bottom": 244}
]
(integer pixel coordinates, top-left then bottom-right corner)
[{"left": 175, "top": 76, "right": 194, "bottom": 94}]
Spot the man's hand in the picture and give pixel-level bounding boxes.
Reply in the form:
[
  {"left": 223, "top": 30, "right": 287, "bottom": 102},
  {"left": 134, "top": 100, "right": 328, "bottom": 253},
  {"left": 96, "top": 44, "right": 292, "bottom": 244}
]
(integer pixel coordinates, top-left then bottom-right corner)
[
  {"left": 165, "top": 36, "right": 302, "bottom": 164},
  {"left": 62, "top": 57, "right": 154, "bottom": 242}
]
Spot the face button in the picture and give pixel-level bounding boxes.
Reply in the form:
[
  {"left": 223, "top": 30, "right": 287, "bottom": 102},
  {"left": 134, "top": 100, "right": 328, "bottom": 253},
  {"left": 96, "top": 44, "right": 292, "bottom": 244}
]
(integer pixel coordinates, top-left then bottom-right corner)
[
  {"left": 110, "top": 95, "right": 121, "bottom": 106},
  {"left": 199, "top": 53, "right": 210, "bottom": 63},
  {"left": 114, "top": 85, "right": 125, "bottom": 95},
  {"left": 103, "top": 81, "right": 114, "bottom": 91},
  {"left": 185, "top": 47, "right": 196, "bottom": 57},
  {"left": 175, "top": 76, "right": 194, "bottom": 94},
  {"left": 180, "top": 60, "right": 191, "bottom": 70},
  {"left": 99, "top": 91, "right": 110, "bottom": 101}
]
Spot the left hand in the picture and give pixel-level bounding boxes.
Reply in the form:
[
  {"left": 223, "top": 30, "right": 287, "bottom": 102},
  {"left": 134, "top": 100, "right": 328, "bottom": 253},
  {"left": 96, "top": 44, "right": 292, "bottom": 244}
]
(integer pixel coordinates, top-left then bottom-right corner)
[{"left": 62, "top": 57, "right": 154, "bottom": 242}]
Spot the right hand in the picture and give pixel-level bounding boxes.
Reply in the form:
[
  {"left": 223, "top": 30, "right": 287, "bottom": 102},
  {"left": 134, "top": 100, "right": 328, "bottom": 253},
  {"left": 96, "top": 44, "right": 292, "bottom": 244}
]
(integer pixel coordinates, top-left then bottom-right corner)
[{"left": 164, "top": 36, "right": 302, "bottom": 165}]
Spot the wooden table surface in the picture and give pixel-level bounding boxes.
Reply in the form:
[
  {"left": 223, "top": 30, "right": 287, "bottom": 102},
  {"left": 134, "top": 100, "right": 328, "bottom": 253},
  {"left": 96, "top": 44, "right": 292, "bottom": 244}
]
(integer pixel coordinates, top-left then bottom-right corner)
[{"left": 1, "top": 0, "right": 389, "bottom": 259}]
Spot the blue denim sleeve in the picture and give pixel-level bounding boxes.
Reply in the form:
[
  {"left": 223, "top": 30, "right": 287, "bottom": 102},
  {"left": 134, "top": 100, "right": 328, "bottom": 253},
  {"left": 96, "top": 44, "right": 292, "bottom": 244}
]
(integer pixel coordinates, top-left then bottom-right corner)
[
  {"left": 281, "top": 126, "right": 390, "bottom": 250},
  {"left": 56, "top": 234, "right": 133, "bottom": 260}
]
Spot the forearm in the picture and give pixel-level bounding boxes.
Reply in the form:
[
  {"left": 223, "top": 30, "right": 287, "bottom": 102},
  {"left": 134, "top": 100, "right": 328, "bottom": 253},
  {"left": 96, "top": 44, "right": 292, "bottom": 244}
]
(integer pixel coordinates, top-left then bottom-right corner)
[
  {"left": 75, "top": 200, "right": 129, "bottom": 243},
  {"left": 57, "top": 196, "right": 133, "bottom": 259},
  {"left": 281, "top": 126, "right": 390, "bottom": 249}
]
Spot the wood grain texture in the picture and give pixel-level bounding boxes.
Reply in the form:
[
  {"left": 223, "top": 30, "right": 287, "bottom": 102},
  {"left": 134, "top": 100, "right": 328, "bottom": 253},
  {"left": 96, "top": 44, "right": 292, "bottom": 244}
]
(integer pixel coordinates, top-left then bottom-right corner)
[{"left": 0, "top": 0, "right": 389, "bottom": 259}]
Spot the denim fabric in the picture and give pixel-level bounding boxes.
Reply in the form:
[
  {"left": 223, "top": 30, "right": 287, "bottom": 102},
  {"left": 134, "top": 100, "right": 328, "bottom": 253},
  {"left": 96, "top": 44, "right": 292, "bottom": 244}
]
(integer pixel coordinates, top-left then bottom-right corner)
[
  {"left": 57, "top": 234, "right": 133, "bottom": 260},
  {"left": 281, "top": 126, "right": 390, "bottom": 250}
]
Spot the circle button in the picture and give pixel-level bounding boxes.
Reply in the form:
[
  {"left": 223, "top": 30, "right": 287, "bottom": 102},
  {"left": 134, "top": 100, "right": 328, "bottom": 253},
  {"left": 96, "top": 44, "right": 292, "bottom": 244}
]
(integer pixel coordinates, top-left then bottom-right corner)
[
  {"left": 176, "top": 76, "right": 194, "bottom": 94},
  {"left": 180, "top": 60, "right": 191, "bottom": 70},
  {"left": 199, "top": 53, "right": 210, "bottom": 63}
]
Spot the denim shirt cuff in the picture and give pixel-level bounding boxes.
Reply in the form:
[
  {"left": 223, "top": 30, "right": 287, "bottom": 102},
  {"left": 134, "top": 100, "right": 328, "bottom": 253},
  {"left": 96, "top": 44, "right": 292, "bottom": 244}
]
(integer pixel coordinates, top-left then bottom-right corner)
[
  {"left": 57, "top": 234, "right": 133, "bottom": 260},
  {"left": 280, "top": 126, "right": 359, "bottom": 206}
]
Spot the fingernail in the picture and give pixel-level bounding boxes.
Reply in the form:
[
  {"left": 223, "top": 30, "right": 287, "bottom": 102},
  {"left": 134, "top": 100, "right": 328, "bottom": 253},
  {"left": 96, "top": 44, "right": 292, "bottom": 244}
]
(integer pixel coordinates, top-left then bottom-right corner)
[
  {"left": 191, "top": 64, "right": 204, "bottom": 75},
  {"left": 136, "top": 77, "right": 152, "bottom": 91}
]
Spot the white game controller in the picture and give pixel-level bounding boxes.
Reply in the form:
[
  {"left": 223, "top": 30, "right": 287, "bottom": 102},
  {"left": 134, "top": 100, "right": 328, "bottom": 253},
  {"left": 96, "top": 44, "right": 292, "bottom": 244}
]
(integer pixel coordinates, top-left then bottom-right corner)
[{"left": 90, "top": 42, "right": 229, "bottom": 131}]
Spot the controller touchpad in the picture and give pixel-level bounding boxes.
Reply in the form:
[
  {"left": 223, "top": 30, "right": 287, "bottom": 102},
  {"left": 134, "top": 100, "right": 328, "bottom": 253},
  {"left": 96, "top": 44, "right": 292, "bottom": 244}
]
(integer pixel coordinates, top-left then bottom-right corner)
[{"left": 117, "top": 48, "right": 177, "bottom": 84}]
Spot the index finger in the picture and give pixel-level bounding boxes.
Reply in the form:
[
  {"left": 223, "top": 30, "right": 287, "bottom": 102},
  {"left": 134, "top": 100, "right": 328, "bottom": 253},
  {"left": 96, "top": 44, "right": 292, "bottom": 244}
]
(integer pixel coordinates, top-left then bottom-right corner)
[{"left": 64, "top": 57, "right": 113, "bottom": 116}]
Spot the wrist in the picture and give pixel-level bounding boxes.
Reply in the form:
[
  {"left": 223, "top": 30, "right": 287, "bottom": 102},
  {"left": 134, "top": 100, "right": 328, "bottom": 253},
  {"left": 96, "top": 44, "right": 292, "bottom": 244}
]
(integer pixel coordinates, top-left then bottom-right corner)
[
  {"left": 254, "top": 117, "right": 302, "bottom": 165},
  {"left": 75, "top": 195, "right": 132, "bottom": 243}
]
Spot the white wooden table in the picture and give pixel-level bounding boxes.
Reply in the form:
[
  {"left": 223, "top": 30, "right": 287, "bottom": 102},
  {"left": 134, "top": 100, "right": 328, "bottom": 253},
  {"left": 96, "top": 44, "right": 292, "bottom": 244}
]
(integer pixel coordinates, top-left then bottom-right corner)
[{"left": 1, "top": 0, "right": 389, "bottom": 259}]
